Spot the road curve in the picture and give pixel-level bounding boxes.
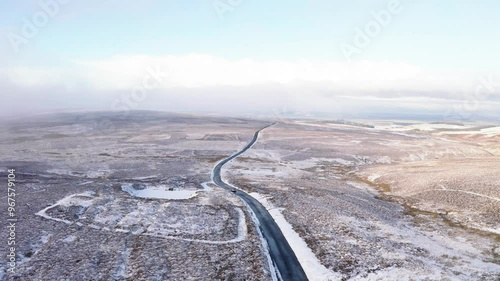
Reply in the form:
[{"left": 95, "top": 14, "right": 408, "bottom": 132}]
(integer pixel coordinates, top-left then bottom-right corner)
[{"left": 212, "top": 123, "right": 308, "bottom": 281}]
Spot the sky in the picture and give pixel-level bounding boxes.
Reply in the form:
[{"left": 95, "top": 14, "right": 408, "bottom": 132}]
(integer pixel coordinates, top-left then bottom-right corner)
[{"left": 1, "top": 0, "right": 499, "bottom": 120}]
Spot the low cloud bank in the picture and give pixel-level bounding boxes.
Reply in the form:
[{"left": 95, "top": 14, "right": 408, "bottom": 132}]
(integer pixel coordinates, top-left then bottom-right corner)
[{"left": 2, "top": 54, "right": 499, "bottom": 120}]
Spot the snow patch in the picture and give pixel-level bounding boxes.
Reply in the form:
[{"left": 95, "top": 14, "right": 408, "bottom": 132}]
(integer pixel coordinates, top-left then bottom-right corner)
[
  {"left": 62, "top": 235, "right": 77, "bottom": 243},
  {"left": 367, "top": 174, "right": 381, "bottom": 182},
  {"left": 243, "top": 201, "right": 279, "bottom": 281},
  {"left": 249, "top": 192, "right": 341, "bottom": 281},
  {"left": 115, "top": 247, "right": 132, "bottom": 279},
  {"left": 185, "top": 133, "right": 206, "bottom": 140},
  {"left": 131, "top": 175, "right": 158, "bottom": 180},
  {"left": 331, "top": 158, "right": 355, "bottom": 166},
  {"left": 377, "top": 123, "right": 469, "bottom": 132},
  {"left": 37, "top": 191, "right": 247, "bottom": 245},
  {"left": 438, "top": 126, "right": 500, "bottom": 136},
  {"left": 78, "top": 181, "right": 94, "bottom": 186},
  {"left": 36, "top": 191, "right": 96, "bottom": 224}
]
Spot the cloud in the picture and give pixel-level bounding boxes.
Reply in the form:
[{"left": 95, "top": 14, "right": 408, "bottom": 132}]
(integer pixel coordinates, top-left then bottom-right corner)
[
  {"left": 2, "top": 54, "right": 499, "bottom": 119},
  {"left": 5, "top": 54, "right": 491, "bottom": 93}
]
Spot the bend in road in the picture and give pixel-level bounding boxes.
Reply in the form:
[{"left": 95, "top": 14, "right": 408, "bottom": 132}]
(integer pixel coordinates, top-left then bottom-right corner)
[{"left": 212, "top": 123, "right": 308, "bottom": 281}]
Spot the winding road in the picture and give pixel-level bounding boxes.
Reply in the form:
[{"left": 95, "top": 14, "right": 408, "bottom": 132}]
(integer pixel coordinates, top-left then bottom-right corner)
[{"left": 212, "top": 123, "right": 308, "bottom": 281}]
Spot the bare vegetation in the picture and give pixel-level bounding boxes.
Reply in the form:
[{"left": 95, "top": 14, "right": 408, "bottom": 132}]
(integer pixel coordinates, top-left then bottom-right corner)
[
  {"left": 224, "top": 120, "right": 500, "bottom": 280},
  {"left": 0, "top": 111, "right": 272, "bottom": 281}
]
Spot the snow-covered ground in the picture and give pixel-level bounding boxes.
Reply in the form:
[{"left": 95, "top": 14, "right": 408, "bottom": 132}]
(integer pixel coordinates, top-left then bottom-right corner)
[
  {"left": 0, "top": 112, "right": 274, "bottom": 281},
  {"left": 121, "top": 183, "right": 199, "bottom": 200},
  {"left": 36, "top": 189, "right": 248, "bottom": 244},
  {"left": 375, "top": 122, "right": 500, "bottom": 137},
  {"left": 376, "top": 123, "right": 470, "bottom": 131},
  {"left": 438, "top": 126, "right": 500, "bottom": 136},
  {"left": 249, "top": 192, "right": 341, "bottom": 281},
  {"left": 223, "top": 121, "right": 500, "bottom": 280}
]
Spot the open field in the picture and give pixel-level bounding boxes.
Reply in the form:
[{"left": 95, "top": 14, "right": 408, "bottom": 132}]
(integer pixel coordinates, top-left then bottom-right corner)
[
  {"left": 358, "top": 158, "right": 500, "bottom": 234},
  {"left": 0, "top": 112, "right": 498, "bottom": 280},
  {"left": 223, "top": 120, "right": 500, "bottom": 280},
  {"left": 0, "top": 111, "right": 272, "bottom": 281}
]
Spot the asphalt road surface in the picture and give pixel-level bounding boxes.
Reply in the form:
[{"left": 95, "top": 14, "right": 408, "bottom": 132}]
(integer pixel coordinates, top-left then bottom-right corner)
[{"left": 212, "top": 123, "right": 308, "bottom": 281}]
